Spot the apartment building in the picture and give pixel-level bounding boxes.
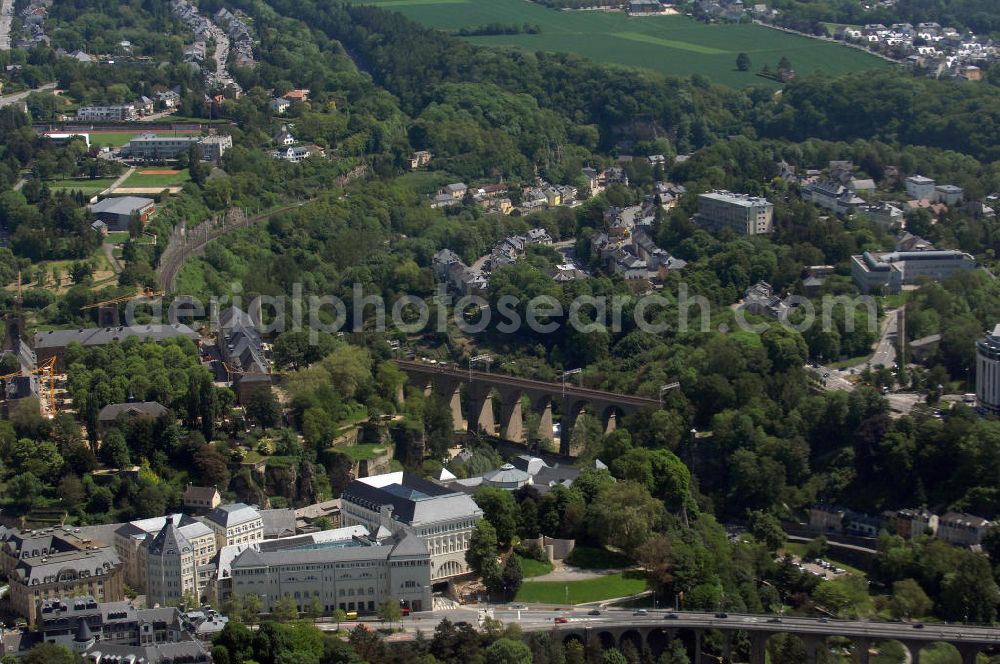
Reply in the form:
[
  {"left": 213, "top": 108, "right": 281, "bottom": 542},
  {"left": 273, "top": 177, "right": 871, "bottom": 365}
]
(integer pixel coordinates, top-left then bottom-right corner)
[{"left": 694, "top": 190, "right": 774, "bottom": 236}]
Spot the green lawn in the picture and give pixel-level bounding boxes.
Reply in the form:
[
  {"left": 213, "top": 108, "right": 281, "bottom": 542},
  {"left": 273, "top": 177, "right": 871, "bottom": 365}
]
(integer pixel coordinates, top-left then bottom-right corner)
[
  {"left": 339, "top": 443, "right": 389, "bottom": 461},
  {"left": 104, "top": 231, "right": 131, "bottom": 244},
  {"left": 122, "top": 169, "right": 191, "bottom": 189},
  {"left": 516, "top": 571, "right": 646, "bottom": 604},
  {"left": 356, "top": 0, "right": 891, "bottom": 87},
  {"left": 47, "top": 177, "right": 117, "bottom": 195},
  {"left": 516, "top": 554, "right": 554, "bottom": 578}
]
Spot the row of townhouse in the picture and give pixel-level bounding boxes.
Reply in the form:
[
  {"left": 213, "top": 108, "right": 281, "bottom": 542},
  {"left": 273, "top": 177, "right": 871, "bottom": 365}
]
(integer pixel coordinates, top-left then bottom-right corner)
[{"left": 809, "top": 504, "right": 994, "bottom": 547}]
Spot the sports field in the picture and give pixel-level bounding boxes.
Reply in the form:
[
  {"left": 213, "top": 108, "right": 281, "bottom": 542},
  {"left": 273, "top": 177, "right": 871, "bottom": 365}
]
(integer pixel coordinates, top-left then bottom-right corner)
[
  {"left": 122, "top": 169, "right": 191, "bottom": 188},
  {"left": 359, "top": 0, "right": 890, "bottom": 87}
]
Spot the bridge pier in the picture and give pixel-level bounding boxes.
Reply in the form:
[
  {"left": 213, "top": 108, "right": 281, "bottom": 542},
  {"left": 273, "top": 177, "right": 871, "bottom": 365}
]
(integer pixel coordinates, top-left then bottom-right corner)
[
  {"left": 560, "top": 408, "right": 578, "bottom": 456},
  {"left": 500, "top": 397, "right": 524, "bottom": 443},
  {"left": 903, "top": 641, "right": 921, "bottom": 664},
  {"left": 535, "top": 398, "right": 554, "bottom": 445},
  {"left": 801, "top": 635, "right": 827, "bottom": 664},
  {"left": 956, "top": 645, "right": 979, "bottom": 664},
  {"left": 693, "top": 629, "right": 702, "bottom": 664},
  {"left": 603, "top": 410, "right": 617, "bottom": 435},
  {"left": 722, "top": 631, "right": 732, "bottom": 663},
  {"left": 469, "top": 392, "right": 495, "bottom": 436},
  {"left": 448, "top": 387, "right": 463, "bottom": 431},
  {"left": 749, "top": 633, "right": 767, "bottom": 664},
  {"left": 851, "top": 637, "right": 870, "bottom": 664}
]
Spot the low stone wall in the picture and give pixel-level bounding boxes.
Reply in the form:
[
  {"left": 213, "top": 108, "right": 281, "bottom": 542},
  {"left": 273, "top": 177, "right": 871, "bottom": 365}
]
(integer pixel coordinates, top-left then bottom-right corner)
[{"left": 522, "top": 536, "right": 576, "bottom": 562}]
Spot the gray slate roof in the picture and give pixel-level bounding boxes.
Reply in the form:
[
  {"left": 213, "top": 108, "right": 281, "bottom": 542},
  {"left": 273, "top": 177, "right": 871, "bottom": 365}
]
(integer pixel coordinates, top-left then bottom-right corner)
[
  {"left": 342, "top": 473, "right": 481, "bottom": 527},
  {"left": 89, "top": 196, "right": 154, "bottom": 216},
  {"left": 205, "top": 503, "right": 260, "bottom": 528},
  {"left": 33, "top": 324, "right": 199, "bottom": 350},
  {"left": 98, "top": 401, "right": 168, "bottom": 422}
]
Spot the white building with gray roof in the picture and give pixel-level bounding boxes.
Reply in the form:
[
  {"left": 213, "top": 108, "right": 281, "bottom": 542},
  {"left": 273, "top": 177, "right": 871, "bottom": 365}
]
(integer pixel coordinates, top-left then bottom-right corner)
[
  {"left": 341, "top": 472, "right": 482, "bottom": 580},
  {"left": 203, "top": 503, "right": 263, "bottom": 549},
  {"left": 228, "top": 527, "right": 432, "bottom": 615}
]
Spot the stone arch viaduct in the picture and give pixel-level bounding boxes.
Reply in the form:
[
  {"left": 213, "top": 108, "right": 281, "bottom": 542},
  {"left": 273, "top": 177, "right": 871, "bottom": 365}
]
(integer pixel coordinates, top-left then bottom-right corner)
[
  {"left": 546, "top": 613, "right": 999, "bottom": 664},
  {"left": 393, "top": 360, "right": 660, "bottom": 455}
]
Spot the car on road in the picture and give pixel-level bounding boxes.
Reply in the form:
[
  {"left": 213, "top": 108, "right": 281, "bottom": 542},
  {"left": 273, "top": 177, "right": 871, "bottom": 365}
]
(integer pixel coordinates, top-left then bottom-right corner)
[
  {"left": 633, "top": 609, "right": 648, "bottom": 616},
  {"left": 665, "top": 613, "right": 680, "bottom": 620},
  {"left": 767, "top": 617, "right": 782, "bottom": 623},
  {"left": 555, "top": 617, "right": 569, "bottom": 624},
  {"left": 913, "top": 623, "right": 925, "bottom": 629},
  {"left": 588, "top": 609, "right": 601, "bottom": 616},
  {"left": 715, "top": 612, "right": 728, "bottom": 618},
  {"left": 819, "top": 617, "right": 830, "bottom": 623}
]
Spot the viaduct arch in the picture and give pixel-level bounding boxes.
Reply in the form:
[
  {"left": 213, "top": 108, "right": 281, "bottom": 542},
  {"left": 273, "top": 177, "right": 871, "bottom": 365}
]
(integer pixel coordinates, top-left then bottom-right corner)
[{"left": 394, "top": 359, "right": 660, "bottom": 455}]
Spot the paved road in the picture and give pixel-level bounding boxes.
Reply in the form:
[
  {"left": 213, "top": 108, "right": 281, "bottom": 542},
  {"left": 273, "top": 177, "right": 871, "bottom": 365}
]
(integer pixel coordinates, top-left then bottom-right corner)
[
  {"left": 0, "top": 82, "right": 57, "bottom": 108},
  {"left": 139, "top": 109, "right": 177, "bottom": 123},
  {"left": 320, "top": 606, "right": 1000, "bottom": 650},
  {"left": 868, "top": 308, "right": 900, "bottom": 369},
  {"left": 0, "top": 0, "right": 13, "bottom": 50},
  {"left": 102, "top": 243, "right": 122, "bottom": 274},
  {"left": 100, "top": 166, "right": 136, "bottom": 197}
]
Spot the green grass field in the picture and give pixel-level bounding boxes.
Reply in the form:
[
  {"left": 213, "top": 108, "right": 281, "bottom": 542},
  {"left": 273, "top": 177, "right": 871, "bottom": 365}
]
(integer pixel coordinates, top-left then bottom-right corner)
[
  {"left": 47, "top": 177, "right": 117, "bottom": 194},
  {"left": 358, "top": 0, "right": 890, "bottom": 87},
  {"left": 516, "top": 571, "right": 646, "bottom": 604},
  {"left": 122, "top": 169, "right": 192, "bottom": 189},
  {"left": 339, "top": 444, "right": 390, "bottom": 461},
  {"left": 516, "top": 554, "right": 554, "bottom": 578}
]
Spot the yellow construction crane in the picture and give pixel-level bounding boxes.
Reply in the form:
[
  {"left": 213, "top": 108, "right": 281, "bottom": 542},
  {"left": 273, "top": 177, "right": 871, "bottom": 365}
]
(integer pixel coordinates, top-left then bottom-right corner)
[
  {"left": 80, "top": 288, "right": 164, "bottom": 312},
  {"left": 0, "top": 356, "right": 58, "bottom": 416}
]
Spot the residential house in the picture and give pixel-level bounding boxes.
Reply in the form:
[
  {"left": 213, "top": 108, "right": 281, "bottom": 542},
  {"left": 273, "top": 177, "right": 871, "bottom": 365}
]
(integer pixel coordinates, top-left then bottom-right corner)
[
  {"left": 97, "top": 401, "right": 169, "bottom": 435},
  {"left": 858, "top": 202, "right": 904, "bottom": 230},
  {"left": 270, "top": 97, "right": 291, "bottom": 114},
  {"left": 273, "top": 125, "right": 296, "bottom": 146},
  {"left": 905, "top": 175, "right": 937, "bottom": 200},
  {"left": 808, "top": 504, "right": 845, "bottom": 533},
  {"left": 934, "top": 184, "right": 964, "bottom": 206},
  {"left": 801, "top": 180, "right": 866, "bottom": 215},
  {"left": 937, "top": 512, "right": 992, "bottom": 547},
  {"left": 271, "top": 144, "right": 324, "bottom": 162},
  {"left": 893, "top": 508, "right": 939, "bottom": 539},
  {"left": 283, "top": 89, "right": 310, "bottom": 102},
  {"left": 742, "top": 281, "right": 789, "bottom": 319},
  {"left": 409, "top": 150, "right": 432, "bottom": 170},
  {"left": 183, "top": 485, "right": 222, "bottom": 512}
]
